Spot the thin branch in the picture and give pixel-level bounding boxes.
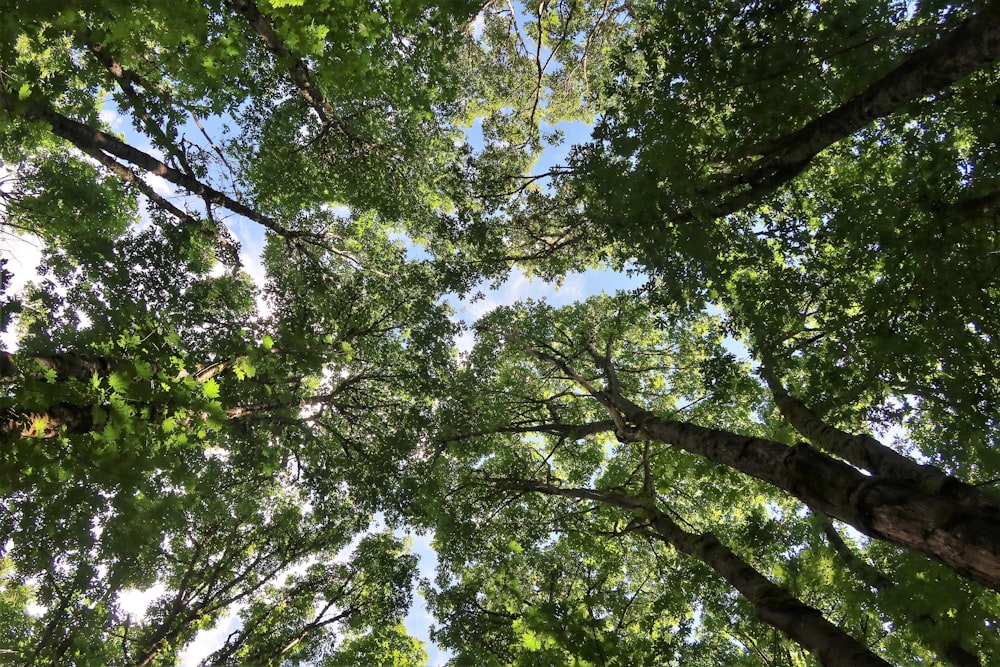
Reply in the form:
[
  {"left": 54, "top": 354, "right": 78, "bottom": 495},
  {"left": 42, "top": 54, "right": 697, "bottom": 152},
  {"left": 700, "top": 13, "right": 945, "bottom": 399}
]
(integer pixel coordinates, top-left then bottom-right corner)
[
  {"left": 78, "top": 145, "right": 241, "bottom": 265},
  {"left": 227, "top": 0, "right": 376, "bottom": 152}
]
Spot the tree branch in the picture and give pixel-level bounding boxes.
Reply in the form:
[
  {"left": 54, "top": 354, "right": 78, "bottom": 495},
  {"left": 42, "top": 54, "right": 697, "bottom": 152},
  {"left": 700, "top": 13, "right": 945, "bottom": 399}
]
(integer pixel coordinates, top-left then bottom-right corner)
[
  {"left": 484, "top": 477, "right": 892, "bottom": 667},
  {"left": 696, "top": 3, "right": 1000, "bottom": 220}
]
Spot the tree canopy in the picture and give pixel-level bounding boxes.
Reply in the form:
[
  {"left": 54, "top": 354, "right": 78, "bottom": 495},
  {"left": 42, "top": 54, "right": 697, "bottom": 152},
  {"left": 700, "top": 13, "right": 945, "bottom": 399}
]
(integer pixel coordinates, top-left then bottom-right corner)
[{"left": 1, "top": 0, "right": 999, "bottom": 665}]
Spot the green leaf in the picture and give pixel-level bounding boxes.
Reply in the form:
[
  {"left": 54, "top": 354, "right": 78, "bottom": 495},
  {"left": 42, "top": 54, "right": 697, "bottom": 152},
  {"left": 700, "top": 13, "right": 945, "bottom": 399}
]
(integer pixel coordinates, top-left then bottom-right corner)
[
  {"left": 234, "top": 357, "right": 256, "bottom": 380},
  {"left": 133, "top": 360, "right": 153, "bottom": 379},
  {"left": 108, "top": 371, "right": 130, "bottom": 393},
  {"left": 202, "top": 377, "right": 220, "bottom": 399}
]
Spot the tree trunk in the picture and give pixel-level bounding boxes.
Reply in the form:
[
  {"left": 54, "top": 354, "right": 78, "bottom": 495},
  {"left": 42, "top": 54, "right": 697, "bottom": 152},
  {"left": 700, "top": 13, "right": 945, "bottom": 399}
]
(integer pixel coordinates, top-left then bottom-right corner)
[
  {"left": 603, "top": 392, "right": 1000, "bottom": 592},
  {"left": 701, "top": 2, "right": 1000, "bottom": 219},
  {"left": 760, "top": 368, "right": 1000, "bottom": 511},
  {"left": 496, "top": 480, "right": 895, "bottom": 667},
  {"left": 0, "top": 350, "right": 113, "bottom": 383}
]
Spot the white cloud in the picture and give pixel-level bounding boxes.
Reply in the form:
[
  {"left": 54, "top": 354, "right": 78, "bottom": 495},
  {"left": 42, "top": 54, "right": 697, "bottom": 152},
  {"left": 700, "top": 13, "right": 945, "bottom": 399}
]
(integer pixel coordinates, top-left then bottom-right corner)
[
  {"left": 447, "top": 267, "right": 642, "bottom": 356},
  {"left": 226, "top": 216, "right": 272, "bottom": 319},
  {"left": 452, "top": 267, "right": 619, "bottom": 325},
  {"left": 453, "top": 329, "right": 475, "bottom": 355},
  {"left": 99, "top": 108, "right": 125, "bottom": 131},
  {"left": 455, "top": 269, "right": 548, "bottom": 322},
  {"left": 324, "top": 203, "right": 351, "bottom": 218},
  {"left": 470, "top": 11, "right": 486, "bottom": 39},
  {"left": 549, "top": 274, "right": 586, "bottom": 304},
  {"left": 143, "top": 172, "right": 173, "bottom": 197},
  {"left": 178, "top": 608, "right": 243, "bottom": 667},
  {"left": 117, "top": 584, "right": 168, "bottom": 620}
]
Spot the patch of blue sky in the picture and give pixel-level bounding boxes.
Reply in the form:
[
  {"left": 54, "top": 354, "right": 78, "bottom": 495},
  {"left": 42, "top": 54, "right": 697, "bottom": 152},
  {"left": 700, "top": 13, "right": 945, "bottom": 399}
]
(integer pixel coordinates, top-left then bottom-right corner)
[
  {"left": 535, "top": 119, "right": 592, "bottom": 173},
  {"left": 403, "top": 530, "right": 449, "bottom": 666}
]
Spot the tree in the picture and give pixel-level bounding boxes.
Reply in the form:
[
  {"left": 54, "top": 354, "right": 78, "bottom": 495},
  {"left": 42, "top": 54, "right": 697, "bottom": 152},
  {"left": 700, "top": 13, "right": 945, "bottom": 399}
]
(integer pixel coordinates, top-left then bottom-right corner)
[
  {"left": 569, "top": 0, "right": 1000, "bottom": 480},
  {"left": 0, "top": 199, "right": 456, "bottom": 662},
  {"left": 413, "top": 2, "right": 1000, "bottom": 663},
  {"left": 3, "top": 0, "right": 1000, "bottom": 665},
  {"left": 1, "top": 1, "right": 470, "bottom": 663},
  {"left": 423, "top": 295, "right": 998, "bottom": 665}
]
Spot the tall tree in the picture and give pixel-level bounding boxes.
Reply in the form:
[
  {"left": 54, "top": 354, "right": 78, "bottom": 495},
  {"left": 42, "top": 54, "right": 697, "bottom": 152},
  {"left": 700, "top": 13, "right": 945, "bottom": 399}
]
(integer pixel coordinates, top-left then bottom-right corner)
[
  {"left": 1, "top": 1, "right": 471, "bottom": 662},
  {"left": 421, "top": 295, "right": 999, "bottom": 665},
  {"left": 3, "top": 0, "right": 1000, "bottom": 665},
  {"left": 568, "top": 0, "right": 1000, "bottom": 483}
]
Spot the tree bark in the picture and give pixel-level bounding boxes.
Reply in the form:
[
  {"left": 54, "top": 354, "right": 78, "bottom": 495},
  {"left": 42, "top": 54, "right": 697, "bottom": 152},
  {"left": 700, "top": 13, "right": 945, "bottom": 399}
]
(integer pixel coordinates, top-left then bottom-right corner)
[
  {"left": 0, "top": 350, "right": 273, "bottom": 440},
  {"left": 819, "top": 516, "right": 982, "bottom": 667},
  {"left": 0, "top": 91, "right": 307, "bottom": 244},
  {"left": 495, "top": 479, "right": 895, "bottom": 667},
  {"left": 3, "top": 403, "right": 95, "bottom": 440},
  {"left": 226, "top": 0, "right": 362, "bottom": 147},
  {"left": 0, "top": 350, "right": 114, "bottom": 383},
  {"left": 599, "top": 391, "right": 1000, "bottom": 592},
  {"left": 761, "top": 366, "right": 1000, "bottom": 504},
  {"left": 759, "top": 367, "right": 1000, "bottom": 511}
]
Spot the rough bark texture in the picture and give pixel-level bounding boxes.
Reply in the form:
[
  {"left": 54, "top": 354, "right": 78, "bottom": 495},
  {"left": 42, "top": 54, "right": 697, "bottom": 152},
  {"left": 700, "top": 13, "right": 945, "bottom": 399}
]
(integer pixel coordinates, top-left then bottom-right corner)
[
  {"left": 498, "top": 480, "right": 895, "bottom": 667},
  {"left": 703, "top": 2, "right": 1000, "bottom": 218},
  {"left": 820, "top": 517, "right": 982, "bottom": 667},
  {"left": 650, "top": 515, "right": 893, "bottom": 667},
  {"left": 78, "top": 143, "right": 240, "bottom": 261},
  {"left": 0, "top": 350, "right": 114, "bottom": 383},
  {"left": 762, "top": 369, "right": 1000, "bottom": 510},
  {"left": 0, "top": 347, "right": 314, "bottom": 440},
  {"left": 601, "top": 392, "right": 1000, "bottom": 591}
]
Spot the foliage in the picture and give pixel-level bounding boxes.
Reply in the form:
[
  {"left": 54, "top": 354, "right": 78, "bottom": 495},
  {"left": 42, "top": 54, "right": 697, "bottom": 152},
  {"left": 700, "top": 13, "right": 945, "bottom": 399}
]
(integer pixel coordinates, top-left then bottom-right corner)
[{"left": 2, "top": 0, "right": 1000, "bottom": 665}]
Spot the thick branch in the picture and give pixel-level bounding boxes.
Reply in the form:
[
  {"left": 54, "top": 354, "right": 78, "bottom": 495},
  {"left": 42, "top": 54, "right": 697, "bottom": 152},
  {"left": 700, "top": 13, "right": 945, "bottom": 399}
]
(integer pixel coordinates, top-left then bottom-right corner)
[
  {"left": 227, "top": 0, "right": 369, "bottom": 149},
  {"left": 526, "top": 343, "right": 1000, "bottom": 588},
  {"left": 586, "top": 382, "right": 1000, "bottom": 591},
  {"left": 1, "top": 94, "right": 316, "bottom": 246},
  {"left": 3, "top": 403, "right": 95, "bottom": 440},
  {"left": 490, "top": 478, "right": 893, "bottom": 667},
  {"left": 86, "top": 41, "right": 190, "bottom": 169},
  {"left": 703, "top": 3, "right": 1000, "bottom": 218},
  {"left": 0, "top": 350, "right": 113, "bottom": 383},
  {"left": 78, "top": 145, "right": 241, "bottom": 263},
  {"left": 759, "top": 364, "right": 1000, "bottom": 510}
]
